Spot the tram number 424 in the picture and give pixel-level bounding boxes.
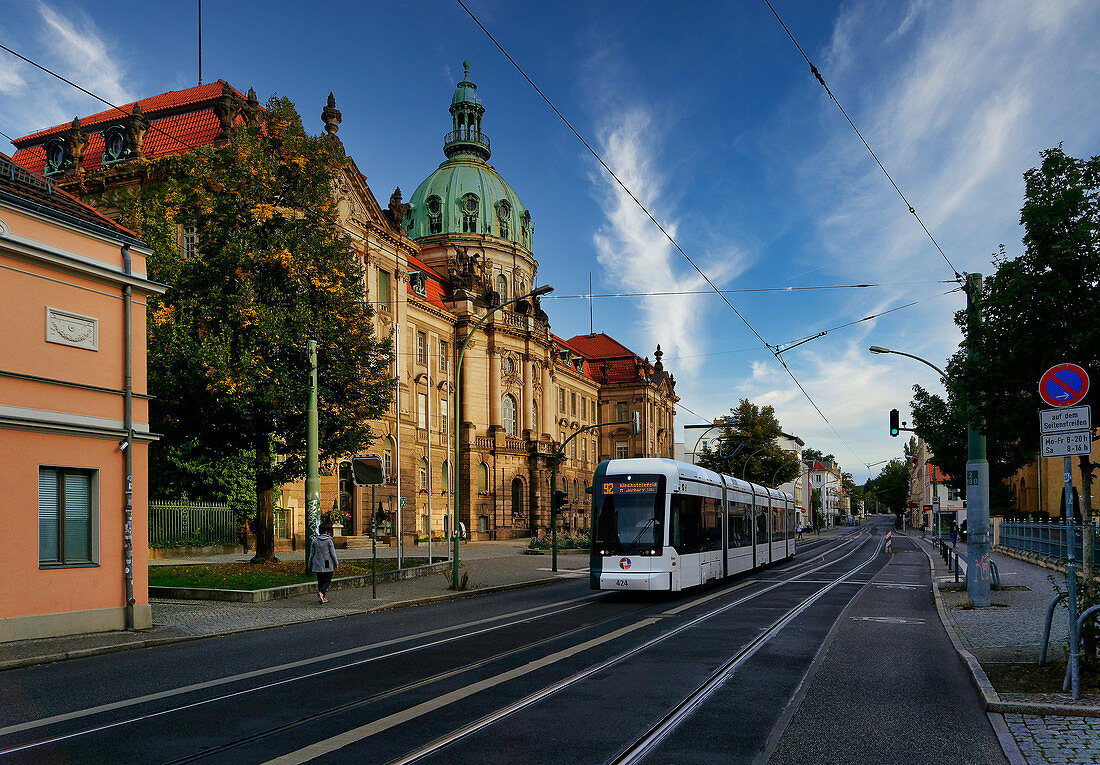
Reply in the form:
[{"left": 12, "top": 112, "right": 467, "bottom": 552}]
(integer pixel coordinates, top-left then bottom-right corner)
[{"left": 616, "top": 579, "right": 629, "bottom": 587}]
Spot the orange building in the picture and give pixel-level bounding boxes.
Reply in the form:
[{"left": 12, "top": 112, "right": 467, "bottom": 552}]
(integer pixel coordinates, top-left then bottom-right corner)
[{"left": 0, "top": 153, "right": 164, "bottom": 641}]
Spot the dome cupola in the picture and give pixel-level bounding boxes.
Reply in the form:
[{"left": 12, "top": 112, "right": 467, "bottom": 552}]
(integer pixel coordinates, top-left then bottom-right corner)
[{"left": 403, "top": 61, "right": 533, "bottom": 251}]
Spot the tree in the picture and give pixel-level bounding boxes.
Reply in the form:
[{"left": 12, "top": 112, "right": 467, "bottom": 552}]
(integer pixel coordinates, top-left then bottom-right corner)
[
  {"left": 696, "top": 399, "right": 800, "bottom": 486},
  {"left": 842, "top": 472, "right": 862, "bottom": 514},
  {"left": 910, "top": 146, "right": 1099, "bottom": 517},
  {"left": 869, "top": 460, "right": 910, "bottom": 526},
  {"left": 101, "top": 97, "right": 394, "bottom": 561},
  {"left": 802, "top": 447, "right": 835, "bottom": 463}
]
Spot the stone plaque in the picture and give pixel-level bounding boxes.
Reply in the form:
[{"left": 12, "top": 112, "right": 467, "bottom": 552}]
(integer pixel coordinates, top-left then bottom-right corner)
[{"left": 46, "top": 307, "right": 98, "bottom": 351}]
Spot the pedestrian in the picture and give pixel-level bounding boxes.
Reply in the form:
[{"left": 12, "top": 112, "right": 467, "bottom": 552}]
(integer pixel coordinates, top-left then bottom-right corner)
[
  {"left": 309, "top": 522, "right": 339, "bottom": 603},
  {"left": 950, "top": 519, "right": 958, "bottom": 548},
  {"left": 796, "top": 523, "right": 804, "bottom": 541}
]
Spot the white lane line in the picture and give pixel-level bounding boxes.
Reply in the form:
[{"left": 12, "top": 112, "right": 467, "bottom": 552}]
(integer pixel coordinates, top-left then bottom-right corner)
[
  {"left": 0, "top": 593, "right": 603, "bottom": 739},
  {"left": 262, "top": 619, "right": 662, "bottom": 765}
]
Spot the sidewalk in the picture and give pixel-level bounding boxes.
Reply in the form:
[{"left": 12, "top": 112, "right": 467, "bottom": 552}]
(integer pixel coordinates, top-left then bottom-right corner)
[
  {"left": 0, "top": 539, "right": 588, "bottom": 671},
  {"left": 915, "top": 531, "right": 1100, "bottom": 764}
]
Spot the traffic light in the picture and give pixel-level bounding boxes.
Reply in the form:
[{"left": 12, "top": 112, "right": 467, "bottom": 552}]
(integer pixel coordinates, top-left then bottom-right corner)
[
  {"left": 552, "top": 490, "right": 568, "bottom": 512},
  {"left": 889, "top": 409, "right": 900, "bottom": 437}
]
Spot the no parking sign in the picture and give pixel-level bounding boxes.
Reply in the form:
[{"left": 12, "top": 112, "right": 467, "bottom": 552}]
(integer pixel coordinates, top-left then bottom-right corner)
[{"left": 1039, "top": 363, "right": 1090, "bottom": 408}]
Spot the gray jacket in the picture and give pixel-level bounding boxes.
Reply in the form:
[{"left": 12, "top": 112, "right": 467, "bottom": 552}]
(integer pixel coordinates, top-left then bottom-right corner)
[{"left": 308, "top": 534, "right": 338, "bottom": 573}]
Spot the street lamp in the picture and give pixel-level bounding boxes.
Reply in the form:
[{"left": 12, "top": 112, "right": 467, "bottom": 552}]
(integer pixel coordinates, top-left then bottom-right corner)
[
  {"left": 868, "top": 346, "right": 947, "bottom": 379},
  {"left": 451, "top": 284, "right": 554, "bottom": 589}
]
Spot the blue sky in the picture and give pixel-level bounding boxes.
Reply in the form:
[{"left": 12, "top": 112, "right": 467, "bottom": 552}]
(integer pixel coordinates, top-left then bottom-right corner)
[{"left": 3, "top": 0, "right": 1099, "bottom": 479}]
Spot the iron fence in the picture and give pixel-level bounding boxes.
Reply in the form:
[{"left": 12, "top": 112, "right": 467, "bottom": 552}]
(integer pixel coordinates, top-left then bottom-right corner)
[
  {"left": 999, "top": 520, "right": 1096, "bottom": 561},
  {"left": 149, "top": 500, "right": 238, "bottom": 547}
]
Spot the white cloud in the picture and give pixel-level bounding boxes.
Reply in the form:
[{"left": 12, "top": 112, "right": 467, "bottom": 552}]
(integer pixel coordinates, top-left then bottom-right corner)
[{"left": 590, "top": 107, "right": 745, "bottom": 375}]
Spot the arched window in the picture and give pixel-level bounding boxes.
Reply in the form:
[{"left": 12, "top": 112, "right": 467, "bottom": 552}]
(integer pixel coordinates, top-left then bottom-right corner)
[
  {"left": 502, "top": 394, "right": 517, "bottom": 436},
  {"left": 573, "top": 478, "right": 579, "bottom": 499},
  {"left": 419, "top": 458, "right": 428, "bottom": 491},
  {"left": 478, "top": 462, "right": 489, "bottom": 491},
  {"left": 496, "top": 273, "right": 508, "bottom": 301},
  {"left": 441, "top": 460, "right": 450, "bottom": 492},
  {"left": 384, "top": 437, "right": 395, "bottom": 476},
  {"left": 511, "top": 476, "right": 524, "bottom": 518},
  {"left": 532, "top": 399, "right": 539, "bottom": 433},
  {"left": 426, "top": 195, "right": 442, "bottom": 234},
  {"left": 496, "top": 200, "right": 511, "bottom": 239},
  {"left": 461, "top": 193, "right": 479, "bottom": 233}
]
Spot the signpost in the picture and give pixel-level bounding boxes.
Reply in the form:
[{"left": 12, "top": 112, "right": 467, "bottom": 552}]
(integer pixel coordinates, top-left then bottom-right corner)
[
  {"left": 1037, "top": 363, "right": 1091, "bottom": 700},
  {"left": 350, "top": 454, "right": 384, "bottom": 599}
]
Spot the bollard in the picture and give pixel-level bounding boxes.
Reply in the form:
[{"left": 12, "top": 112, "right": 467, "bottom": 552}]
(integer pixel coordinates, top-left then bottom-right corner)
[
  {"left": 885, "top": 531, "right": 892, "bottom": 553},
  {"left": 954, "top": 553, "right": 959, "bottom": 583}
]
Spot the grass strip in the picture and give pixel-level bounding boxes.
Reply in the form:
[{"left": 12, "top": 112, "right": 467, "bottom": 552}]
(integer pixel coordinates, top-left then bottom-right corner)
[{"left": 149, "top": 558, "right": 429, "bottom": 590}]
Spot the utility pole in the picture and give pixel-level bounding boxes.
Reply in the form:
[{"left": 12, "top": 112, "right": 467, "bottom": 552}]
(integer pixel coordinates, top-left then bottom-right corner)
[
  {"left": 964, "top": 274, "right": 991, "bottom": 607},
  {"left": 305, "top": 340, "right": 320, "bottom": 563}
]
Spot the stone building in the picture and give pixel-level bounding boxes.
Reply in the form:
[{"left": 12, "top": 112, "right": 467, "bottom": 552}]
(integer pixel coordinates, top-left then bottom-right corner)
[{"left": 10, "top": 62, "right": 679, "bottom": 545}]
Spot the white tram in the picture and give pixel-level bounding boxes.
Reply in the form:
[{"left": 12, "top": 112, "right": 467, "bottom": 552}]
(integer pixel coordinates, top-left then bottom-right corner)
[{"left": 590, "top": 458, "right": 798, "bottom": 592}]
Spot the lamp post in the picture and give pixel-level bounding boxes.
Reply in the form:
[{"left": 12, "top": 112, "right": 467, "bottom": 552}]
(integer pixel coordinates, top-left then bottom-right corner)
[
  {"left": 451, "top": 285, "right": 554, "bottom": 589},
  {"left": 868, "top": 346, "right": 946, "bottom": 379}
]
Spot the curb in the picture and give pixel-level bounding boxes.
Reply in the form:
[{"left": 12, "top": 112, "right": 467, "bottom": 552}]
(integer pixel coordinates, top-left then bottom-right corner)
[
  {"left": 917, "top": 537, "right": 1100, "bottom": 718},
  {"left": 0, "top": 575, "right": 565, "bottom": 673}
]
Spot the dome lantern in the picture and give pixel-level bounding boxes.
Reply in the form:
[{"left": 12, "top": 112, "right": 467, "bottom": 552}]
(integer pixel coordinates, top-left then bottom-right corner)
[{"left": 444, "top": 60, "right": 490, "bottom": 161}]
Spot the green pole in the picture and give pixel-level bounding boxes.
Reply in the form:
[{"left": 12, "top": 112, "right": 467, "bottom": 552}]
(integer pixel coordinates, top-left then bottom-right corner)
[
  {"left": 963, "top": 273, "right": 991, "bottom": 608},
  {"left": 452, "top": 287, "right": 554, "bottom": 589},
  {"left": 305, "top": 340, "right": 320, "bottom": 564}
]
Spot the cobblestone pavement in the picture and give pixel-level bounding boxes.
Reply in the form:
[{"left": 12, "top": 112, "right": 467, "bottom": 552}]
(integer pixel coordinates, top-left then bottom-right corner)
[{"left": 1004, "top": 713, "right": 1100, "bottom": 764}]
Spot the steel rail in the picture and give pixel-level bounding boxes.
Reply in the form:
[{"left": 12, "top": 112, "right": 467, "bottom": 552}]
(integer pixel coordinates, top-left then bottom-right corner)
[{"left": 383, "top": 532, "right": 875, "bottom": 765}]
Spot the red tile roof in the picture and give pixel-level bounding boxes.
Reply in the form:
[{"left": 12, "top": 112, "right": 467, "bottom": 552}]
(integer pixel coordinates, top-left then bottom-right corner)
[
  {"left": 14, "top": 82, "right": 243, "bottom": 144},
  {"left": 405, "top": 254, "right": 451, "bottom": 312},
  {"left": 564, "top": 332, "right": 638, "bottom": 360}
]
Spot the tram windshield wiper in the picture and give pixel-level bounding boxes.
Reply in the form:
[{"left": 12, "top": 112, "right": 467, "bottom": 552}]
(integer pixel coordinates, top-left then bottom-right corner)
[{"left": 624, "top": 517, "right": 657, "bottom": 552}]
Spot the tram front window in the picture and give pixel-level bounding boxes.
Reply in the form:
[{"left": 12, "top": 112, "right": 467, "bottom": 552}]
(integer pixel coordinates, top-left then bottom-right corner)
[{"left": 593, "top": 474, "right": 665, "bottom": 555}]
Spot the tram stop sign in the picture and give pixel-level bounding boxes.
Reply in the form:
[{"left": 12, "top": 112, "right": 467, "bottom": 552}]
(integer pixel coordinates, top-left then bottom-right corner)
[{"left": 1039, "top": 363, "right": 1090, "bottom": 408}]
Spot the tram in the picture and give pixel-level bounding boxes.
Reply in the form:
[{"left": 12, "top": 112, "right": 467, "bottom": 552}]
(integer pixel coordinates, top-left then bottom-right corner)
[{"left": 590, "top": 458, "right": 798, "bottom": 592}]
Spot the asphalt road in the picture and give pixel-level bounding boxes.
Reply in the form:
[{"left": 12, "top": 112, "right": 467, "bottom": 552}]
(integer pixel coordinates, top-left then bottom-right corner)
[{"left": 0, "top": 518, "right": 1007, "bottom": 764}]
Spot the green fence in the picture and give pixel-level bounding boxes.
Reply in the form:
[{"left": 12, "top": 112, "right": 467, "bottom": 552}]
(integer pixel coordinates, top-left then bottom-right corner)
[{"left": 149, "top": 500, "right": 239, "bottom": 548}]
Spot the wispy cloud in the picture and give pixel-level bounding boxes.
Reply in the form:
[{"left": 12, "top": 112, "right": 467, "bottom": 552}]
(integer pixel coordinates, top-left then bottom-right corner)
[
  {"left": 590, "top": 108, "right": 745, "bottom": 374},
  {"left": 0, "top": 2, "right": 135, "bottom": 142}
]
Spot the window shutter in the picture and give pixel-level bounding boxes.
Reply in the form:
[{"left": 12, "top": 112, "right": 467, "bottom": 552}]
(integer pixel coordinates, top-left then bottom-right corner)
[
  {"left": 64, "top": 472, "right": 92, "bottom": 562},
  {"left": 39, "top": 468, "right": 59, "bottom": 562}
]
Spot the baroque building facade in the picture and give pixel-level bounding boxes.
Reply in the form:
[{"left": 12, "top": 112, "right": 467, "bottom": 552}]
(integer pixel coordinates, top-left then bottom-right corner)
[{"left": 11, "top": 63, "right": 679, "bottom": 545}]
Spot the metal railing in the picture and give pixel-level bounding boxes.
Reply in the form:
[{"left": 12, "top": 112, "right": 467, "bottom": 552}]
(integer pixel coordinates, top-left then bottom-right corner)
[
  {"left": 999, "top": 520, "right": 1094, "bottom": 561},
  {"left": 444, "top": 130, "right": 490, "bottom": 151},
  {"left": 149, "top": 500, "right": 239, "bottom": 547}
]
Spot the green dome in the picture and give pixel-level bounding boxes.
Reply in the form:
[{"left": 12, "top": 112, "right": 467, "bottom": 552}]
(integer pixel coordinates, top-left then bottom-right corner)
[{"left": 402, "top": 61, "right": 533, "bottom": 250}]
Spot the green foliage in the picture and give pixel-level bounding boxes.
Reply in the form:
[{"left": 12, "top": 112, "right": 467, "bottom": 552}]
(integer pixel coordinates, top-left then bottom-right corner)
[
  {"left": 696, "top": 400, "right": 800, "bottom": 486},
  {"left": 910, "top": 146, "right": 1100, "bottom": 511},
  {"left": 95, "top": 96, "right": 395, "bottom": 558},
  {"left": 869, "top": 459, "right": 910, "bottom": 513},
  {"left": 150, "top": 438, "right": 256, "bottom": 519},
  {"left": 802, "top": 447, "right": 834, "bottom": 463}
]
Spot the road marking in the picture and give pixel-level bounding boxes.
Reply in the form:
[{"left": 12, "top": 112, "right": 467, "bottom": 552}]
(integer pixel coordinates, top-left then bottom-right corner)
[
  {"left": 0, "top": 594, "right": 603, "bottom": 739},
  {"left": 875, "top": 584, "right": 923, "bottom": 589},
  {"left": 850, "top": 616, "right": 926, "bottom": 624},
  {"left": 262, "top": 618, "right": 662, "bottom": 764}
]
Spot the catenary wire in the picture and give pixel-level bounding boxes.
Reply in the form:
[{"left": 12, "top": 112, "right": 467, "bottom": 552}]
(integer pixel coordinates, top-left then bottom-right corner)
[
  {"left": 457, "top": 0, "right": 875, "bottom": 466},
  {"left": 541, "top": 281, "right": 951, "bottom": 299},
  {"left": 761, "top": 0, "right": 963, "bottom": 281}
]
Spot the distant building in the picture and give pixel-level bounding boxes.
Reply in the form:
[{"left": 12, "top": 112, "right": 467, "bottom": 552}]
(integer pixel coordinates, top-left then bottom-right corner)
[
  {"left": 0, "top": 153, "right": 164, "bottom": 642},
  {"left": 807, "top": 459, "right": 844, "bottom": 526},
  {"left": 908, "top": 437, "right": 965, "bottom": 536}
]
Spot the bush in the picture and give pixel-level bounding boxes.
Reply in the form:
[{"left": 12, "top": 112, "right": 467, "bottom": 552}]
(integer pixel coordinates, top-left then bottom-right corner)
[{"left": 528, "top": 532, "right": 590, "bottom": 550}]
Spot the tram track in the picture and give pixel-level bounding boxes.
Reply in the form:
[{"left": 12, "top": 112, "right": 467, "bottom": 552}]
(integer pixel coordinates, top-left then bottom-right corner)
[{"left": 0, "top": 530, "right": 874, "bottom": 764}]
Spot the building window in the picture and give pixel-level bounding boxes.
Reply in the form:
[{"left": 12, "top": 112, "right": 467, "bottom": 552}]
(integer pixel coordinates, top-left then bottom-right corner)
[
  {"left": 418, "top": 391, "right": 428, "bottom": 430},
  {"left": 503, "top": 356, "right": 515, "bottom": 375},
  {"left": 592, "top": 400, "right": 598, "bottom": 422},
  {"left": 461, "top": 193, "right": 479, "bottom": 233},
  {"left": 416, "top": 331, "right": 426, "bottom": 364},
  {"left": 384, "top": 437, "right": 394, "bottom": 476},
  {"left": 616, "top": 442, "right": 628, "bottom": 460},
  {"left": 496, "top": 199, "right": 511, "bottom": 239},
  {"left": 419, "top": 458, "right": 428, "bottom": 491},
  {"left": 439, "top": 340, "right": 449, "bottom": 372},
  {"left": 496, "top": 273, "right": 508, "bottom": 301},
  {"left": 39, "top": 467, "right": 95, "bottom": 565},
  {"left": 532, "top": 399, "right": 539, "bottom": 432},
  {"left": 502, "top": 394, "right": 517, "bottom": 436},
  {"left": 441, "top": 399, "right": 448, "bottom": 434},
  {"left": 558, "top": 388, "right": 565, "bottom": 412},
  {"left": 582, "top": 440, "right": 587, "bottom": 462},
  {"left": 180, "top": 225, "right": 199, "bottom": 260},
  {"left": 478, "top": 462, "right": 489, "bottom": 492},
  {"left": 378, "top": 269, "right": 391, "bottom": 312},
  {"left": 616, "top": 402, "right": 627, "bottom": 421},
  {"left": 426, "top": 195, "right": 443, "bottom": 234},
  {"left": 570, "top": 392, "right": 577, "bottom": 416},
  {"left": 573, "top": 478, "right": 579, "bottom": 500},
  {"left": 441, "top": 460, "right": 450, "bottom": 491},
  {"left": 571, "top": 440, "right": 577, "bottom": 459}
]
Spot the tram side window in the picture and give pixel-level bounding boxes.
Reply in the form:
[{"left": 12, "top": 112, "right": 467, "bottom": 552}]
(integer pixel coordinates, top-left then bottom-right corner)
[
  {"left": 702, "top": 496, "right": 722, "bottom": 551},
  {"left": 772, "top": 506, "right": 784, "bottom": 542},
  {"left": 728, "top": 500, "right": 750, "bottom": 547},
  {"left": 787, "top": 507, "right": 796, "bottom": 540},
  {"left": 670, "top": 494, "right": 703, "bottom": 553},
  {"left": 756, "top": 505, "right": 769, "bottom": 544}
]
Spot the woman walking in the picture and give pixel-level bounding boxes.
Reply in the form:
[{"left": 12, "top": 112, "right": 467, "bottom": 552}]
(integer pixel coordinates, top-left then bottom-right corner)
[{"left": 309, "top": 522, "right": 339, "bottom": 603}]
